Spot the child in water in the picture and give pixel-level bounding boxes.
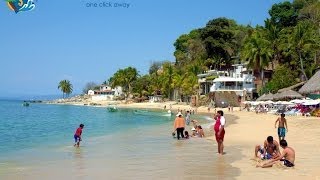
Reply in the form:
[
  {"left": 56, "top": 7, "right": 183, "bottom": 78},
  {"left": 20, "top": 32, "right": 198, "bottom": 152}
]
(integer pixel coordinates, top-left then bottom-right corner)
[
  {"left": 184, "top": 131, "right": 190, "bottom": 139},
  {"left": 74, "top": 124, "right": 84, "bottom": 147}
]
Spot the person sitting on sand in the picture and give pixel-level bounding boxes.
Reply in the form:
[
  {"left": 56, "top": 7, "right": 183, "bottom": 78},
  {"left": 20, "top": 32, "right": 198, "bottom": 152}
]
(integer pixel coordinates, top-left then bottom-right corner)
[
  {"left": 257, "top": 140, "right": 295, "bottom": 168},
  {"left": 74, "top": 124, "right": 84, "bottom": 147},
  {"left": 254, "top": 136, "right": 280, "bottom": 160}
]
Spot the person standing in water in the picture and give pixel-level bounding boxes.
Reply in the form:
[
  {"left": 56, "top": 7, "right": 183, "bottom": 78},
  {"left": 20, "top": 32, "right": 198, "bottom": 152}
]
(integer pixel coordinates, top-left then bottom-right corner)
[
  {"left": 214, "top": 110, "right": 226, "bottom": 155},
  {"left": 185, "top": 110, "right": 191, "bottom": 125},
  {"left": 275, "top": 113, "right": 288, "bottom": 142},
  {"left": 173, "top": 112, "right": 185, "bottom": 140},
  {"left": 74, "top": 124, "right": 84, "bottom": 147}
]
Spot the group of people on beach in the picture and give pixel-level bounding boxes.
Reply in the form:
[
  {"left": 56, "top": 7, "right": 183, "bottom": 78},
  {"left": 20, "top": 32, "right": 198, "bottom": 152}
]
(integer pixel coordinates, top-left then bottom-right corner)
[
  {"left": 255, "top": 113, "right": 296, "bottom": 168},
  {"left": 73, "top": 108, "right": 295, "bottom": 168},
  {"left": 172, "top": 111, "right": 205, "bottom": 140},
  {"left": 172, "top": 109, "right": 226, "bottom": 155}
]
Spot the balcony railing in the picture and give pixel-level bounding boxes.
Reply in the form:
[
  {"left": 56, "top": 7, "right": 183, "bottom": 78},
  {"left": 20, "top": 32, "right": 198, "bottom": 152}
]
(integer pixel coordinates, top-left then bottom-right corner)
[{"left": 215, "top": 86, "right": 243, "bottom": 90}]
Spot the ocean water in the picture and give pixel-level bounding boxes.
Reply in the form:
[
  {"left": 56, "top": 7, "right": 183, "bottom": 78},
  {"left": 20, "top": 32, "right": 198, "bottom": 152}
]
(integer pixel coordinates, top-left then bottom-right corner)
[{"left": 0, "top": 100, "right": 240, "bottom": 179}]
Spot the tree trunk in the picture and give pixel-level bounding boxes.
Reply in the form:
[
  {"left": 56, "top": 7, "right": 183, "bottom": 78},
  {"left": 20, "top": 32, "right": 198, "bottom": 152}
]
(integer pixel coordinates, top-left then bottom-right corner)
[
  {"left": 299, "top": 51, "right": 308, "bottom": 81},
  {"left": 261, "top": 68, "right": 265, "bottom": 93}
]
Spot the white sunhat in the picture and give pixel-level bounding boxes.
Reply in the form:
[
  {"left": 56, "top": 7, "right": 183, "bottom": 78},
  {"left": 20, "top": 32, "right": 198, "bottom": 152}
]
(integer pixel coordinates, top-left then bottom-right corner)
[
  {"left": 176, "top": 112, "right": 183, "bottom": 117},
  {"left": 191, "top": 127, "right": 196, "bottom": 131}
]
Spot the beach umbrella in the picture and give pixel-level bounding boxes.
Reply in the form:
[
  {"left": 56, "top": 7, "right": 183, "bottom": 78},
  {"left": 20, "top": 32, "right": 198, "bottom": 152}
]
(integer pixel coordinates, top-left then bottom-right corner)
[
  {"left": 279, "top": 101, "right": 294, "bottom": 105},
  {"left": 290, "top": 99, "right": 305, "bottom": 104},
  {"left": 265, "top": 100, "right": 274, "bottom": 104},
  {"left": 299, "top": 70, "right": 320, "bottom": 94},
  {"left": 302, "top": 100, "right": 320, "bottom": 106},
  {"left": 274, "top": 90, "right": 303, "bottom": 100},
  {"left": 242, "top": 101, "right": 251, "bottom": 104},
  {"left": 251, "top": 101, "right": 262, "bottom": 106}
]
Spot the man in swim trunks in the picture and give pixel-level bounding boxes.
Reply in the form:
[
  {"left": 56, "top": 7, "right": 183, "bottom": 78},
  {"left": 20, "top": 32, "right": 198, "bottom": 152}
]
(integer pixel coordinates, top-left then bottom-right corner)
[
  {"left": 275, "top": 113, "right": 288, "bottom": 142},
  {"left": 74, "top": 124, "right": 84, "bottom": 147},
  {"left": 257, "top": 140, "right": 295, "bottom": 168},
  {"left": 254, "top": 136, "right": 280, "bottom": 160}
]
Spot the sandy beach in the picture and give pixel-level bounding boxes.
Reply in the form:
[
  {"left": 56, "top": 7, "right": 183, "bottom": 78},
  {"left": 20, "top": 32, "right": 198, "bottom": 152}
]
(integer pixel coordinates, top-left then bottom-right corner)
[
  {"left": 46, "top": 98, "right": 320, "bottom": 179},
  {"left": 218, "top": 111, "right": 320, "bottom": 180}
]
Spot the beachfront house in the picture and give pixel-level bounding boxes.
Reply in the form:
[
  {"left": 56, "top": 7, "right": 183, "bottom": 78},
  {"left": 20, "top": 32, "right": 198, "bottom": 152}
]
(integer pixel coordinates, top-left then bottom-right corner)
[
  {"left": 88, "top": 85, "right": 123, "bottom": 101},
  {"left": 207, "top": 64, "right": 256, "bottom": 107},
  {"left": 198, "top": 69, "right": 228, "bottom": 95}
]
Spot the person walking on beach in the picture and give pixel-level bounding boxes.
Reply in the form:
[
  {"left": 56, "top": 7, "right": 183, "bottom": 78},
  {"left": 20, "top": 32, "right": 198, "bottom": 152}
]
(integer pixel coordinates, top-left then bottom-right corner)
[
  {"left": 173, "top": 112, "right": 185, "bottom": 140},
  {"left": 74, "top": 124, "right": 84, "bottom": 147},
  {"left": 214, "top": 110, "right": 226, "bottom": 155},
  {"left": 275, "top": 113, "right": 288, "bottom": 142},
  {"left": 256, "top": 140, "right": 295, "bottom": 168}
]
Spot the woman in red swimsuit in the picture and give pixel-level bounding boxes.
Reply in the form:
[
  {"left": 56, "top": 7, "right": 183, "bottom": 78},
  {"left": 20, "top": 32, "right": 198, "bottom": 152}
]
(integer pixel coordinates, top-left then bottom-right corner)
[{"left": 214, "top": 110, "right": 225, "bottom": 155}]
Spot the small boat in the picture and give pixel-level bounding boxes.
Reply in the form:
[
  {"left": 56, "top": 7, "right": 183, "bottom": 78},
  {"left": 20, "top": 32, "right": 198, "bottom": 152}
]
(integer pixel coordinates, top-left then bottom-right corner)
[
  {"left": 107, "top": 106, "right": 118, "bottom": 112},
  {"left": 22, "top": 102, "right": 30, "bottom": 107}
]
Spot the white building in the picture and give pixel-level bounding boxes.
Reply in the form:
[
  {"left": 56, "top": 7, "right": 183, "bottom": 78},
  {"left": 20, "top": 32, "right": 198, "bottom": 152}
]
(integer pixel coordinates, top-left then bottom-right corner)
[
  {"left": 209, "top": 64, "right": 256, "bottom": 97},
  {"left": 88, "top": 85, "right": 123, "bottom": 101}
]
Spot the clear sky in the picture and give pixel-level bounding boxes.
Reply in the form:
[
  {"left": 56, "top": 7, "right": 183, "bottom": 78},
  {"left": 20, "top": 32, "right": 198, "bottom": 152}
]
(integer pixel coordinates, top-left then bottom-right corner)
[{"left": 0, "top": 0, "right": 284, "bottom": 98}]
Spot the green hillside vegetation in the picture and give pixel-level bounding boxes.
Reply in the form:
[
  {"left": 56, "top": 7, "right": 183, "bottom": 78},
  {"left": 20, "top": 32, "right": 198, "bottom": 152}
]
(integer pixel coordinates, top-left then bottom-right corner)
[{"left": 105, "top": 0, "right": 320, "bottom": 100}]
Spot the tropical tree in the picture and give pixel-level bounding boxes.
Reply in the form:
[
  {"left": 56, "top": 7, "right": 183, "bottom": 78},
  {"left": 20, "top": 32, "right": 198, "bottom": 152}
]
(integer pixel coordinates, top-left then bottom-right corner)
[
  {"left": 241, "top": 29, "right": 273, "bottom": 90},
  {"left": 132, "top": 75, "right": 151, "bottom": 97},
  {"left": 174, "top": 29, "right": 207, "bottom": 68},
  {"left": 200, "top": 18, "right": 238, "bottom": 69},
  {"left": 268, "top": 1, "right": 300, "bottom": 28},
  {"left": 264, "top": 19, "right": 282, "bottom": 69},
  {"left": 82, "top": 82, "right": 98, "bottom": 94},
  {"left": 289, "top": 20, "right": 319, "bottom": 80},
  {"left": 58, "top": 80, "right": 73, "bottom": 98},
  {"left": 109, "top": 67, "right": 138, "bottom": 98},
  {"left": 265, "top": 65, "right": 298, "bottom": 93},
  {"left": 158, "top": 62, "right": 175, "bottom": 100}
]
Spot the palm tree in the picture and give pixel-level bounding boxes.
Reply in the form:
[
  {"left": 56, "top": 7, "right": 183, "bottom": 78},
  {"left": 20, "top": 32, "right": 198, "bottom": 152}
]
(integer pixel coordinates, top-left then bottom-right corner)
[
  {"left": 159, "top": 62, "right": 174, "bottom": 100},
  {"left": 58, "top": 80, "right": 73, "bottom": 98},
  {"left": 241, "top": 29, "right": 273, "bottom": 89},
  {"left": 109, "top": 67, "right": 138, "bottom": 98},
  {"left": 290, "top": 21, "right": 319, "bottom": 81},
  {"left": 264, "top": 19, "right": 282, "bottom": 69}
]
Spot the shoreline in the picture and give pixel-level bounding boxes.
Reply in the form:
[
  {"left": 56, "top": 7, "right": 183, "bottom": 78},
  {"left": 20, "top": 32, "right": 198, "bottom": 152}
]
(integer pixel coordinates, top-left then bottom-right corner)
[
  {"left": 2, "top": 99, "right": 320, "bottom": 179},
  {"left": 44, "top": 98, "right": 320, "bottom": 179}
]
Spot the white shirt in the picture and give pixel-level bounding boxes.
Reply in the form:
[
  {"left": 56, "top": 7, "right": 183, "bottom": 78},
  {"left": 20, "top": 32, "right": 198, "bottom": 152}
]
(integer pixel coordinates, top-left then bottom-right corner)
[{"left": 220, "top": 116, "right": 226, "bottom": 129}]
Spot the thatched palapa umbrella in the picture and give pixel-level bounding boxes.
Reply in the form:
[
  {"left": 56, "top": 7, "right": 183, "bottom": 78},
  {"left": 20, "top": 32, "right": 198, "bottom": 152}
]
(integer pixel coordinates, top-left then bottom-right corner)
[
  {"left": 256, "top": 94, "right": 266, "bottom": 101},
  {"left": 262, "top": 93, "right": 274, "bottom": 101},
  {"left": 274, "top": 90, "right": 303, "bottom": 100},
  {"left": 256, "top": 93, "right": 274, "bottom": 101},
  {"left": 299, "top": 70, "right": 320, "bottom": 94}
]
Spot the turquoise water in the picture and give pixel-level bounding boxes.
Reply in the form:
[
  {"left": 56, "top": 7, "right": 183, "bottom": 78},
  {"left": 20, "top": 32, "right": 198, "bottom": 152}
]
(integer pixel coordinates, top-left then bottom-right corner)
[
  {"left": 0, "top": 100, "right": 174, "bottom": 157},
  {"left": 0, "top": 100, "right": 240, "bottom": 179}
]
